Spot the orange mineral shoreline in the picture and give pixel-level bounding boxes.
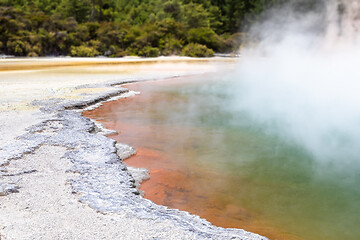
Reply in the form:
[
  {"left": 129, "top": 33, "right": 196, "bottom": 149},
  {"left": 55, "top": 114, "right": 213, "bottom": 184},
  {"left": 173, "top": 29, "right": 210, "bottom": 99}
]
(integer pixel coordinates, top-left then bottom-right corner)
[{"left": 0, "top": 57, "right": 236, "bottom": 71}]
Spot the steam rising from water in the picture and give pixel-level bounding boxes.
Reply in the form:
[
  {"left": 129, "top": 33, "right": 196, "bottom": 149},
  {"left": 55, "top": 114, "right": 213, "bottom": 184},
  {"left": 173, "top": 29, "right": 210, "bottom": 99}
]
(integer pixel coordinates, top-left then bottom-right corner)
[{"left": 235, "top": 0, "right": 360, "bottom": 169}]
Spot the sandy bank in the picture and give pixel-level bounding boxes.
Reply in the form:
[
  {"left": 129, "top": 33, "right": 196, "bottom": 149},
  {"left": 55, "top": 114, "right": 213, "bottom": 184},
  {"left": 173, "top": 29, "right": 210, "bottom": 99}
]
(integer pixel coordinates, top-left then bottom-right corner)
[
  {"left": 0, "top": 57, "right": 236, "bottom": 71},
  {"left": 0, "top": 57, "right": 267, "bottom": 240}
]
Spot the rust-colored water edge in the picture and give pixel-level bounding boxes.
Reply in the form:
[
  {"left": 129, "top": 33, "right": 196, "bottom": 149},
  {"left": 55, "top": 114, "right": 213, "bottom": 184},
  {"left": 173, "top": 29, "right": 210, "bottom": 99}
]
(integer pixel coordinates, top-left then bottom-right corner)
[{"left": 83, "top": 78, "right": 302, "bottom": 240}]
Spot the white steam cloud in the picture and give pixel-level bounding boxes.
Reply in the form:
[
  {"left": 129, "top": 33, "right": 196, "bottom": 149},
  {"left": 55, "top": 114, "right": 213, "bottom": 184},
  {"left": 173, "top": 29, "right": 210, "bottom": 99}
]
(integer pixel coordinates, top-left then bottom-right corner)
[{"left": 234, "top": 0, "right": 360, "bottom": 169}]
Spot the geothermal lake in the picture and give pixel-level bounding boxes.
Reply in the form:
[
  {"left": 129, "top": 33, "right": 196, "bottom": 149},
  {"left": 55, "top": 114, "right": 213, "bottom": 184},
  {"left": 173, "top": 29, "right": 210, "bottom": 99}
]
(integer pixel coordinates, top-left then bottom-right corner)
[{"left": 84, "top": 73, "right": 360, "bottom": 240}]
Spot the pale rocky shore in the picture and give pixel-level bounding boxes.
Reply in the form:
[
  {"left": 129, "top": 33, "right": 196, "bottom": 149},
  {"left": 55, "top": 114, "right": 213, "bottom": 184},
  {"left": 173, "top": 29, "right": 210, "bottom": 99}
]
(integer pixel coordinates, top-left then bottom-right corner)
[{"left": 0, "top": 57, "right": 267, "bottom": 240}]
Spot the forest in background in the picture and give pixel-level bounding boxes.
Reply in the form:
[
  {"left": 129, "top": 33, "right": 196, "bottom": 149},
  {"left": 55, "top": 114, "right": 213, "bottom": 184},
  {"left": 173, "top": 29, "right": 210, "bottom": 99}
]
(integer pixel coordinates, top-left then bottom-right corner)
[{"left": 0, "top": 0, "right": 284, "bottom": 57}]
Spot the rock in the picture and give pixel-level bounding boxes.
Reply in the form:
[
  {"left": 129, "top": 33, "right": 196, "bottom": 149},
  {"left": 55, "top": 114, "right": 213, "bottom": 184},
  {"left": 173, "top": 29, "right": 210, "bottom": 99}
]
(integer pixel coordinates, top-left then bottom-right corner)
[
  {"left": 115, "top": 143, "right": 136, "bottom": 160},
  {"left": 126, "top": 166, "right": 150, "bottom": 188},
  {"left": 0, "top": 183, "right": 19, "bottom": 196}
]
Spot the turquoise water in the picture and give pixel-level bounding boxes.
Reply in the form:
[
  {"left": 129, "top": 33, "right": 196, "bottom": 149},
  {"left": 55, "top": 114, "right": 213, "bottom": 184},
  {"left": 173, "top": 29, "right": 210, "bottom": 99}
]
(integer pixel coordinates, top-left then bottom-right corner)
[
  {"left": 89, "top": 73, "right": 360, "bottom": 240},
  {"left": 172, "top": 75, "right": 360, "bottom": 240}
]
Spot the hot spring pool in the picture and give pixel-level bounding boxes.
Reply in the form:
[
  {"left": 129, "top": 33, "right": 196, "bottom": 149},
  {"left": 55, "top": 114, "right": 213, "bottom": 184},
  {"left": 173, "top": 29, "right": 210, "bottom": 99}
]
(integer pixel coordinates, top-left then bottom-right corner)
[{"left": 84, "top": 73, "right": 360, "bottom": 240}]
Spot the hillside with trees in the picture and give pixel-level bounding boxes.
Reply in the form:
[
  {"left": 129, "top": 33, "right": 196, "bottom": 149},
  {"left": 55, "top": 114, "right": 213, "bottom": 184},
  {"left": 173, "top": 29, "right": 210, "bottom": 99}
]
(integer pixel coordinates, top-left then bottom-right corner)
[{"left": 0, "top": 0, "right": 284, "bottom": 57}]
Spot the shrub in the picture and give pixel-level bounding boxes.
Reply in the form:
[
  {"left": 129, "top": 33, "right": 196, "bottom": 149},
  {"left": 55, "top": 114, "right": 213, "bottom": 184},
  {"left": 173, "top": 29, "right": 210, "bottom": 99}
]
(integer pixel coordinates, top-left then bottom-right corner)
[
  {"left": 31, "top": 45, "right": 42, "bottom": 56},
  {"left": 181, "top": 43, "right": 214, "bottom": 57},
  {"left": 139, "top": 46, "right": 160, "bottom": 57},
  {"left": 70, "top": 45, "right": 100, "bottom": 57},
  {"left": 7, "top": 39, "right": 28, "bottom": 56},
  {"left": 162, "top": 38, "right": 182, "bottom": 55},
  {"left": 106, "top": 45, "right": 128, "bottom": 57},
  {"left": 86, "top": 22, "right": 100, "bottom": 39},
  {"left": 222, "top": 32, "right": 247, "bottom": 53},
  {"left": 187, "top": 27, "right": 220, "bottom": 51},
  {"left": 112, "top": 50, "right": 127, "bottom": 58},
  {"left": 27, "top": 52, "right": 39, "bottom": 57}
]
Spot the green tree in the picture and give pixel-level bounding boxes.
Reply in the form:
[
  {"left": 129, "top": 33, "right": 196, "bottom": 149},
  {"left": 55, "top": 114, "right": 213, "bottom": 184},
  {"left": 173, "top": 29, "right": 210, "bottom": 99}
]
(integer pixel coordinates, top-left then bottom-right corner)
[
  {"left": 183, "top": 2, "right": 210, "bottom": 28},
  {"left": 0, "top": 0, "right": 292, "bottom": 57},
  {"left": 55, "top": 0, "right": 91, "bottom": 23}
]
